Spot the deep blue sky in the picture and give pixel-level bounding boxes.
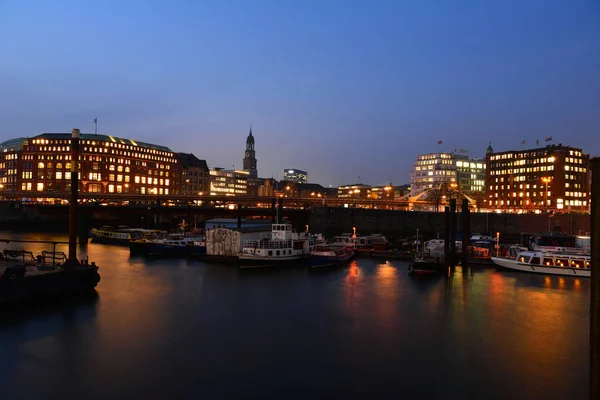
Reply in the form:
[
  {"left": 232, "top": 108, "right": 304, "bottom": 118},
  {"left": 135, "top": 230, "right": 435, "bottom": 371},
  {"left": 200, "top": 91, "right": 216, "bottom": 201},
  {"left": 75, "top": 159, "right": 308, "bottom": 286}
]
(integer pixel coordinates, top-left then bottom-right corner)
[{"left": 1, "top": 0, "right": 599, "bottom": 186}]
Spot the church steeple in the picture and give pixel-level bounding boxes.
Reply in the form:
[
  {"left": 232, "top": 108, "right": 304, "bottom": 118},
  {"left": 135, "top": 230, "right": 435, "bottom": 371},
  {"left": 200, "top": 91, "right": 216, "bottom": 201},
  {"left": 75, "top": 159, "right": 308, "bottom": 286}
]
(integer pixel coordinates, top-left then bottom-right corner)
[{"left": 243, "top": 125, "right": 257, "bottom": 178}]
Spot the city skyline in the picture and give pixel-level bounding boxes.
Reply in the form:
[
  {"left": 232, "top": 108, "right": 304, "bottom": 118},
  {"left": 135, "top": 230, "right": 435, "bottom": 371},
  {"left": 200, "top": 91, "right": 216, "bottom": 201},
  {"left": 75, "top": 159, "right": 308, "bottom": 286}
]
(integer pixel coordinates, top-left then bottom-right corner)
[{"left": 1, "top": 1, "right": 599, "bottom": 186}]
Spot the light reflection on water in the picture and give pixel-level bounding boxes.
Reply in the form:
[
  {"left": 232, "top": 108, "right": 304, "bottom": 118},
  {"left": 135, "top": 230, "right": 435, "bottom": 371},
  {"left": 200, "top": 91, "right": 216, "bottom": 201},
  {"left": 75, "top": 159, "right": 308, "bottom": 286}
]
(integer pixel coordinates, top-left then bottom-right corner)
[{"left": 0, "top": 232, "right": 590, "bottom": 400}]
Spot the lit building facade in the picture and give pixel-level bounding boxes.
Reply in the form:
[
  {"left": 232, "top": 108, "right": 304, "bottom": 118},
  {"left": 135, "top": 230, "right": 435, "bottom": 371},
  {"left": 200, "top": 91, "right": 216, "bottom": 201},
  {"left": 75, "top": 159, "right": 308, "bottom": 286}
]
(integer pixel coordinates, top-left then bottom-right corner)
[
  {"left": 410, "top": 153, "right": 464, "bottom": 192},
  {"left": 456, "top": 158, "right": 486, "bottom": 195},
  {"left": 0, "top": 133, "right": 177, "bottom": 199},
  {"left": 209, "top": 168, "right": 249, "bottom": 196},
  {"left": 174, "top": 153, "right": 209, "bottom": 196},
  {"left": 337, "top": 184, "right": 371, "bottom": 199},
  {"left": 370, "top": 185, "right": 394, "bottom": 199},
  {"left": 485, "top": 144, "right": 590, "bottom": 213},
  {"left": 283, "top": 169, "right": 308, "bottom": 184}
]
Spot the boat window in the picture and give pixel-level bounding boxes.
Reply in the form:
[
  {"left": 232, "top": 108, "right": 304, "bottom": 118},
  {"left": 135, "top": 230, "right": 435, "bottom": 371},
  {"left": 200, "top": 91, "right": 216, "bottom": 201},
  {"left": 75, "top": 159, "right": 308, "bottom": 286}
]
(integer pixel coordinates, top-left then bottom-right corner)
[
  {"left": 585, "top": 260, "right": 591, "bottom": 269},
  {"left": 276, "top": 250, "right": 280, "bottom": 256},
  {"left": 530, "top": 257, "right": 540, "bottom": 265},
  {"left": 543, "top": 258, "right": 554, "bottom": 266},
  {"left": 268, "top": 251, "right": 272, "bottom": 256},
  {"left": 555, "top": 258, "right": 569, "bottom": 267},
  {"left": 289, "top": 250, "right": 292, "bottom": 255},
  {"left": 518, "top": 255, "right": 531, "bottom": 263},
  {"left": 570, "top": 259, "right": 585, "bottom": 268}
]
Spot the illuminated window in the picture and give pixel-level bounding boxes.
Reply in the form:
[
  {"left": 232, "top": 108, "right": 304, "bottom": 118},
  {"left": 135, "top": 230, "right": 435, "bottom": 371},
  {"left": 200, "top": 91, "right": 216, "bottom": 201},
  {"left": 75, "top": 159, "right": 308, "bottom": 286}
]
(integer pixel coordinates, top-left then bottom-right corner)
[
  {"left": 56, "top": 171, "right": 63, "bottom": 180},
  {"left": 135, "top": 176, "right": 140, "bottom": 183},
  {"left": 37, "top": 183, "right": 44, "bottom": 191},
  {"left": 108, "top": 184, "right": 115, "bottom": 193},
  {"left": 38, "top": 162, "right": 45, "bottom": 169}
]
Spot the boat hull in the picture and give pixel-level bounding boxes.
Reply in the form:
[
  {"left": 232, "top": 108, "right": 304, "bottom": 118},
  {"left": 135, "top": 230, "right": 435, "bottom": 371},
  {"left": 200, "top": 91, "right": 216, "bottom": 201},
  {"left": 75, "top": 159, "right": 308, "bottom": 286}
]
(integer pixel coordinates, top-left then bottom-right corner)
[
  {"left": 90, "top": 235, "right": 131, "bottom": 245},
  {"left": 310, "top": 253, "right": 354, "bottom": 268},
  {"left": 238, "top": 255, "right": 309, "bottom": 268},
  {"left": 408, "top": 259, "right": 443, "bottom": 275},
  {"left": 146, "top": 243, "right": 206, "bottom": 257},
  {"left": 491, "top": 257, "right": 591, "bottom": 277}
]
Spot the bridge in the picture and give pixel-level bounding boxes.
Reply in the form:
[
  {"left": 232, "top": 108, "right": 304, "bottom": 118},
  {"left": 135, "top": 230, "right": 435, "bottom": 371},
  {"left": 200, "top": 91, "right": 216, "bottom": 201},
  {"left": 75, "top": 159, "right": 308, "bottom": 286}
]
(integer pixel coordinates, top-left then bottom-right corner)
[{"left": 0, "top": 190, "right": 467, "bottom": 210}]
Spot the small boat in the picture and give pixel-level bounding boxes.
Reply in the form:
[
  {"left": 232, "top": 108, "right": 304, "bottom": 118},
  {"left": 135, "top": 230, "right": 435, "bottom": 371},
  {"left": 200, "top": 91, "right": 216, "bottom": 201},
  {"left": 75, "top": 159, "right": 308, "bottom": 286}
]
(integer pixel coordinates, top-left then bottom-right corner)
[
  {"left": 310, "top": 245, "right": 354, "bottom": 268},
  {"left": 491, "top": 250, "right": 591, "bottom": 277},
  {"left": 145, "top": 234, "right": 206, "bottom": 257},
  {"left": 408, "top": 256, "right": 443, "bottom": 275},
  {"left": 90, "top": 226, "right": 144, "bottom": 245}
]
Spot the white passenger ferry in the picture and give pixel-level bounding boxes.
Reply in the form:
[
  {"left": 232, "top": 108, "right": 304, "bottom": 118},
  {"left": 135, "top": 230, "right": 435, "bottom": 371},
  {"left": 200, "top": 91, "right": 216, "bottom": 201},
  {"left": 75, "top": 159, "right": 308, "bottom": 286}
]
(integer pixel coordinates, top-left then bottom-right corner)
[
  {"left": 491, "top": 250, "right": 591, "bottom": 277},
  {"left": 238, "top": 223, "right": 311, "bottom": 266}
]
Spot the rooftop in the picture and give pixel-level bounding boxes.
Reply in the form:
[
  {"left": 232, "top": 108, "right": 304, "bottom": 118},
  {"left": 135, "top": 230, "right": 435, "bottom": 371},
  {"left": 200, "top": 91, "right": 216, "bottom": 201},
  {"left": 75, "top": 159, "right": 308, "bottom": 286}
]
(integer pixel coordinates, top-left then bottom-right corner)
[
  {"left": 34, "top": 133, "right": 173, "bottom": 152},
  {"left": 175, "top": 153, "right": 208, "bottom": 170}
]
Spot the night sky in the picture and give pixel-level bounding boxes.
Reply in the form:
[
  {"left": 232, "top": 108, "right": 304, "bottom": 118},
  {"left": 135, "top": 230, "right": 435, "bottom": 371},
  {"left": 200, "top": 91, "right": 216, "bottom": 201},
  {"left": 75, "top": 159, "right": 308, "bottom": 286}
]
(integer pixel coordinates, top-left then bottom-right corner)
[{"left": 1, "top": 0, "right": 598, "bottom": 186}]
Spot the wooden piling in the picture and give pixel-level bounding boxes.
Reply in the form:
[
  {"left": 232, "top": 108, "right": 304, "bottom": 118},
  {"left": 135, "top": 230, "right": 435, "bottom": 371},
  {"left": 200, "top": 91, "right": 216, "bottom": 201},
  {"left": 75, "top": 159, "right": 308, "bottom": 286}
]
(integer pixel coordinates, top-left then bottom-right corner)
[
  {"left": 444, "top": 206, "right": 450, "bottom": 267},
  {"left": 66, "top": 128, "right": 80, "bottom": 269},
  {"left": 278, "top": 198, "right": 283, "bottom": 224},
  {"left": 449, "top": 198, "right": 457, "bottom": 266},
  {"left": 590, "top": 157, "right": 600, "bottom": 400},
  {"left": 462, "top": 199, "right": 470, "bottom": 266}
]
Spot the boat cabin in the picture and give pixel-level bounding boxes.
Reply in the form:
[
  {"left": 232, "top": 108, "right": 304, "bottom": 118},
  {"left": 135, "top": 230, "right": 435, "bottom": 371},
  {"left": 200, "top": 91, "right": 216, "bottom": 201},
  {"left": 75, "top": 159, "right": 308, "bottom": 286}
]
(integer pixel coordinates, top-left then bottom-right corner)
[{"left": 516, "top": 251, "right": 591, "bottom": 270}]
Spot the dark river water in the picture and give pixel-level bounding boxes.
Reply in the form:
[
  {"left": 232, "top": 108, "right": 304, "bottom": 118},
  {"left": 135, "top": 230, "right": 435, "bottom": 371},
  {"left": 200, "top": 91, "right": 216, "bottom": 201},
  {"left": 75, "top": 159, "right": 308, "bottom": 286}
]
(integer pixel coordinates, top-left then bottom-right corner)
[{"left": 0, "top": 232, "right": 590, "bottom": 400}]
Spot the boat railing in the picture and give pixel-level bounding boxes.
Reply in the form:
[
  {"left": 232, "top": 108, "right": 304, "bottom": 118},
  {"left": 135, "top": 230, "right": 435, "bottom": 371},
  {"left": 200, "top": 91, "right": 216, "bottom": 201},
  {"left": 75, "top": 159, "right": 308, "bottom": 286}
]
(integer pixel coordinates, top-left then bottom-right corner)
[
  {"left": 243, "top": 239, "right": 292, "bottom": 249},
  {"left": 0, "top": 239, "right": 72, "bottom": 265}
]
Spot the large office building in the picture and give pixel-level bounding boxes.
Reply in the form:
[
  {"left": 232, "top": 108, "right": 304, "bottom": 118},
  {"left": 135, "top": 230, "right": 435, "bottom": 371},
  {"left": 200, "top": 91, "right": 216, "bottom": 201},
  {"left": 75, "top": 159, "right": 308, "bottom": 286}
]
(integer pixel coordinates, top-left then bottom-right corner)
[
  {"left": 410, "top": 152, "right": 486, "bottom": 196},
  {"left": 485, "top": 143, "right": 590, "bottom": 212},
  {"left": 456, "top": 158, "right": 486, "bottom": 195},
  {"left": 0, "top": 133, "right": 177, "bottom": 199},
  {"left": 337, "top": 184, "right": 371, "bottom": 199},
  {"left": 174, "top": 153, "right": 209, "bottom": 196},
  {"left": 209, "top": 168, "right": 249, "bottom": 196},
  {"left": 411, "top": 152, "right": 463, "bottom": 192},
  {"left": 283, "top": 169, "right": 308, "bottom": 184}
]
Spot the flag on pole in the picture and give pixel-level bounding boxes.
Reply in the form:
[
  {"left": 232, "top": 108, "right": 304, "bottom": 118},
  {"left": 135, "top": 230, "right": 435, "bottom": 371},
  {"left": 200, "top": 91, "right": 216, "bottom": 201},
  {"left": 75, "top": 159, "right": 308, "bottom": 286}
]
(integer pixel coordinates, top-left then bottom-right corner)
[
  {"left": 545, "top": 136, "right": 552, "bottom": 142},
  {"left": 536, "top": 139, "right": 539, "bottom": 145},
  {"left": 437, "top": 140, "right": 442, "bottom": 144},
  {"left": 94, "top": 118, "right": 97, "bottom": 124},
  {"left": 521, "top": 140, "right": 526, "bottom": 145}
]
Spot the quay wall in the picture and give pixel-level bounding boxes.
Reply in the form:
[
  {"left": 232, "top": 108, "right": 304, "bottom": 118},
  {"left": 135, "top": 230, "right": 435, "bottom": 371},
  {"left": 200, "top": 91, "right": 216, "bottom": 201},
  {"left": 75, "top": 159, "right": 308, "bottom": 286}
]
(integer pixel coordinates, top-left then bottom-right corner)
[
  {"left": 308, "top": 207, "right": 590, "bottom": 242},
  {"left": 0, "top": 202, "right": 590, "bottom": 243}
]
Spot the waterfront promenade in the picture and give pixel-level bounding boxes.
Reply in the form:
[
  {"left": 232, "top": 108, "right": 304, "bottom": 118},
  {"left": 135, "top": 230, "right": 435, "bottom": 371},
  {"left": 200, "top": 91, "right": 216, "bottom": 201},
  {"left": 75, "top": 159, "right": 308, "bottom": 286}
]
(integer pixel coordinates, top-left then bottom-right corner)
[{"left": 0, "top": 232, "right": 589, "bottom": 400}]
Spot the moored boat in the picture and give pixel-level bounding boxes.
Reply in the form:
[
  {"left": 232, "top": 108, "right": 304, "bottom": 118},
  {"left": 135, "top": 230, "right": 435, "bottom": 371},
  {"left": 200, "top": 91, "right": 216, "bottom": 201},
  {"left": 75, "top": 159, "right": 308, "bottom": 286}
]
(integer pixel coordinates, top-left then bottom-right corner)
[
  {"left": 491, "top": 250, "right": 591, "bottom": 277},
  {"left": 238, "top": 223, "right": 311, "bottom": 267},
  {"left": 145, "top": 234, "right": 206, "bottom": 257},
  {"left": 408, "top": 257, "right": 443, "bottom": 275},
  {"left": 310, "top": 245, "right": 354, "bottom": 268},
  {"left": 90, "top": 226, "right": 145, "bottom": 245}
]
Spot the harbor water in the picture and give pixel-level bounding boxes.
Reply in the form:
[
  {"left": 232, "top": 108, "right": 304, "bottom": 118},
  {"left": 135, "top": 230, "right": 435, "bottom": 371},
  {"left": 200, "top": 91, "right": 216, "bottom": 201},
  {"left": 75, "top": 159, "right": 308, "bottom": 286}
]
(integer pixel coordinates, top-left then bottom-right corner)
[{"left": 0, "top": 232, "right": 589, "bottom": 399}]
